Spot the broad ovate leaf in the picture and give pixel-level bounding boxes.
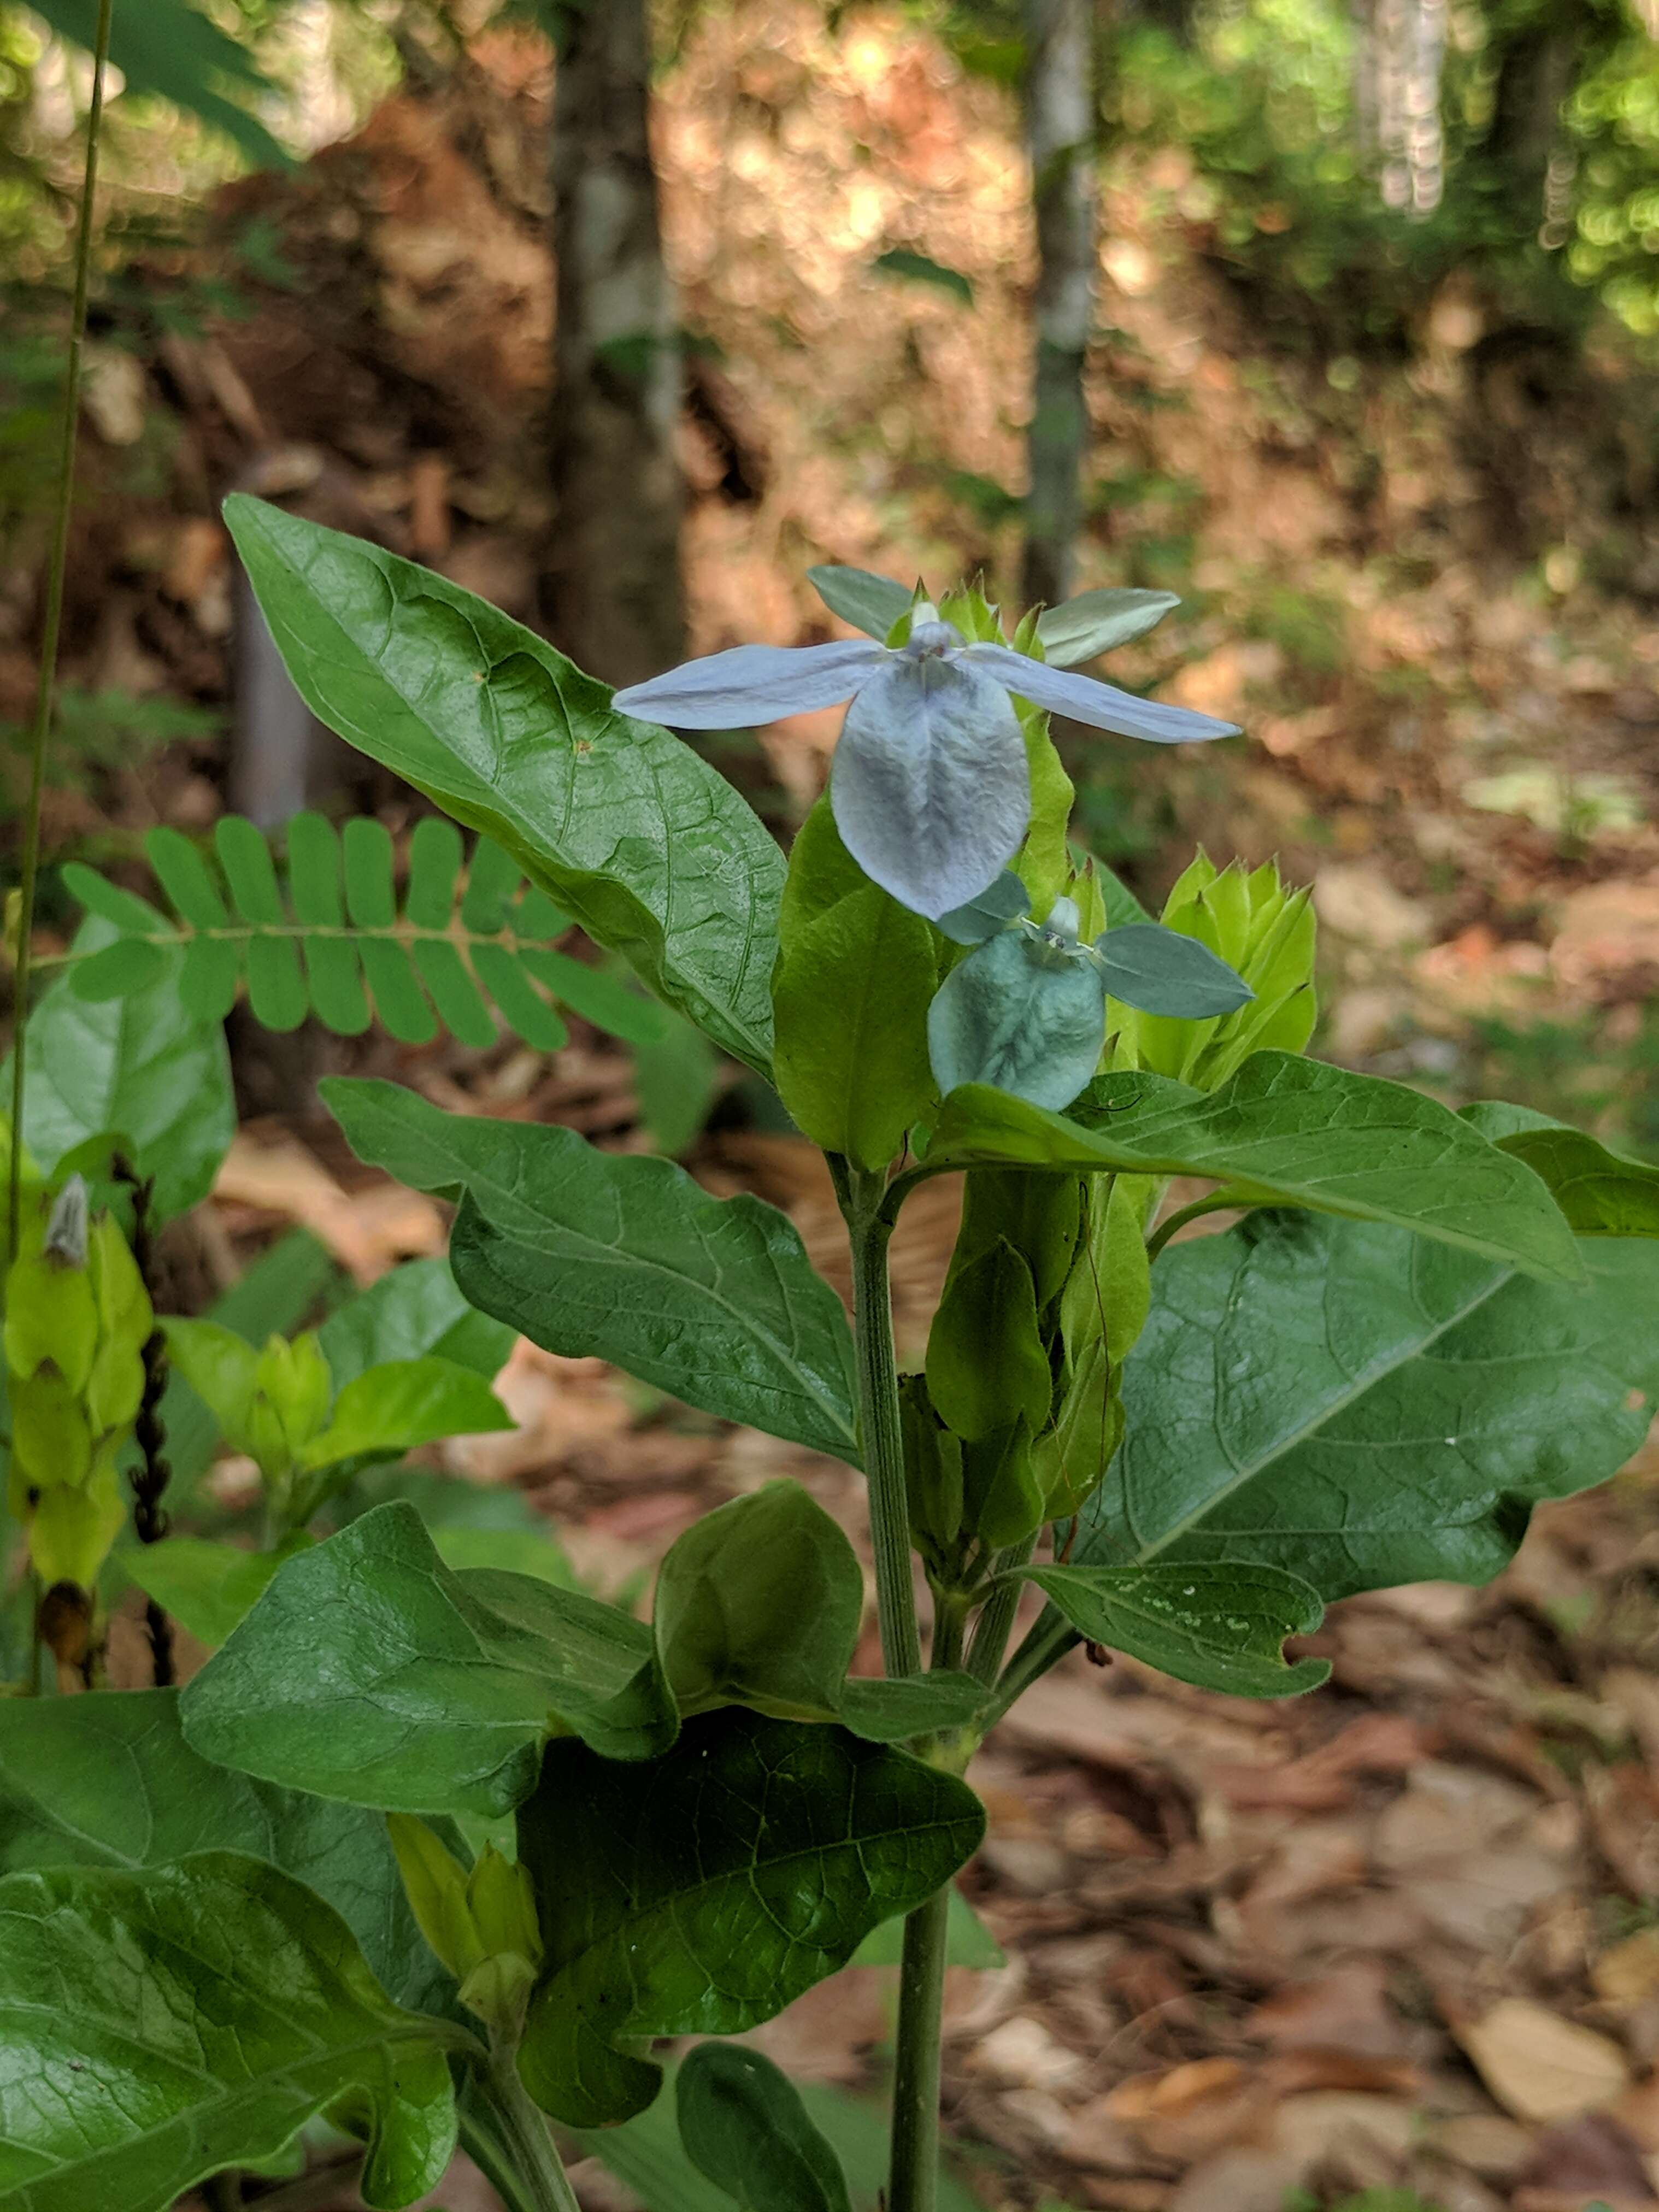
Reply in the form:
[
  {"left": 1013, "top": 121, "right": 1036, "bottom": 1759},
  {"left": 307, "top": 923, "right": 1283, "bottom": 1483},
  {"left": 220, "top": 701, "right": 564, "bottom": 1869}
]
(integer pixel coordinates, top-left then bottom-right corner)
[
  {"left": 1091, "top": 1211, "right": 1659, "bottom": 1597},
  {"left": 324, "top": 1077, "right": 860, "bottom": 1462},
  {"left": 223, "top": 495, "right": 783, "bottom": 1073},
  {"left": 515, "top": 1710, "right": 985, "bottom": 2126},
  {"left": 0, "top": 1853, "right": 466, "bottom": 2212},
  {"left": 0, "top": 1687, "right": 454, "bottom": 2013},
  {"left": 180, "top": 1502, "right": 673, "bottom": 1816}
]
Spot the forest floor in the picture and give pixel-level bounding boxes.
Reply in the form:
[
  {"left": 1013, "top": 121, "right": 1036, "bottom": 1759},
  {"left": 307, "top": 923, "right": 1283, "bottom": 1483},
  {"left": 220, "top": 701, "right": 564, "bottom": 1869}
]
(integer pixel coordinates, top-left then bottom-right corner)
[{"left": 16, "top": 5, "right": 1659, "bottom": 2208}]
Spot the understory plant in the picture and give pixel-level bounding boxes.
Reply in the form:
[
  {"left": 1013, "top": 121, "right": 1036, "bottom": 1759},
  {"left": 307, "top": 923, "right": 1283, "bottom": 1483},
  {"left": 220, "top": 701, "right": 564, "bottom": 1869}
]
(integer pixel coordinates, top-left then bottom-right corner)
[{"left": 4, "top": 495, "right": 1659, "bottom": 2212}]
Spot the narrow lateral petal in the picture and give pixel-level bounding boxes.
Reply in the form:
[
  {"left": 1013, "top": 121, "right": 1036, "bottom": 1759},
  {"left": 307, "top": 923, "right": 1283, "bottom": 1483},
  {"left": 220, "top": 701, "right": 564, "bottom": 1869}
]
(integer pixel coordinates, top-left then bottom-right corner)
[
  {"left": 831, "top": 655, "right": 1030, "bottom": 921},
  {"left": 962, "top": 643, "right": 1241, "bottom": 744},
  {"left": 612, "top": 640, "right": 885, "bottom": 730}
]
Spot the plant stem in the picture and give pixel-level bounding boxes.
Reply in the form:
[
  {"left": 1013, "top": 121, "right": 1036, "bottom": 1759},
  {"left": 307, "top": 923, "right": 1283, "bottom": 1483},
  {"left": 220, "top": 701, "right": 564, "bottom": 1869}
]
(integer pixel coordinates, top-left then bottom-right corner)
[
  {"left": 890, "top": 1885, "right": 951, "bottom": 2212},
  {"left": 839, "top": 1162, "right": 922, "bottom": 1679},
  {"left": 8, "top": 0, "right": 114, "bottom": 1261},
  {"left": 964, "top": 1534, "right": 1039, "bottom": 1686},
  {"left": 1143, "top": 1189, "right": 1252, "bottom": 1263},
  {"left": 474, "top": 2050, "right": 583, "bottom": 2212},
  {"left": 114, "top": 1154, "right": 173, "bottom": 1685}
]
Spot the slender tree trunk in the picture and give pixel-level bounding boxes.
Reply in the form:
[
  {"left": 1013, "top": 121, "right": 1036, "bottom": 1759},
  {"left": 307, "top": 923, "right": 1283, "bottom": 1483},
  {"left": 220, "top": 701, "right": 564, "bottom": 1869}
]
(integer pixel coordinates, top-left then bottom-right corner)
[
  {"left": 1021, "top": 0, "right": 1098, "bottom": 612},
  {"left": 545, "top": 0, "right": 685, "bottom": 687}
]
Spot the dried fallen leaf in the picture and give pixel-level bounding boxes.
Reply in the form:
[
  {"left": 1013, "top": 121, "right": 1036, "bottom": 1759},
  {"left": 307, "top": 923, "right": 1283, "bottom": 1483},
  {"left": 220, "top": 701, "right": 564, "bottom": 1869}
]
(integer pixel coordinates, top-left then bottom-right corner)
[
  {"left": 214, "top": 1131, "right": 443, "bottom": 1283},
  {"left": 1596, "top": 1931, "right": 1659, "bottom": 2009},
  {"left": 1457, "top": 1998, "right": 1631, "bottom": 2124}
]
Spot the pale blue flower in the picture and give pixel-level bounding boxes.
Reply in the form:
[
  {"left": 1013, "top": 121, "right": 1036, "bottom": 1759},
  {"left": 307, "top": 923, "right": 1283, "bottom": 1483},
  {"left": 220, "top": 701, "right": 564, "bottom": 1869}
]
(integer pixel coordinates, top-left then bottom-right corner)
[{"left": 611, "top": 602, "right": 1239, "bottom": 921}]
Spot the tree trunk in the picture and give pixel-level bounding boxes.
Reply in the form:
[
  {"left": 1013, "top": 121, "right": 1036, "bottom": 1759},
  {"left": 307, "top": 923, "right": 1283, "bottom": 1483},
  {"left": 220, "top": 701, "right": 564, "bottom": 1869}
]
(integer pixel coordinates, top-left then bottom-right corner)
[
  {"left": 544, "top": 0, "right": 684, "bottom": 687},
  {"left": 1020, "top": 0, "right": 1099, "bottom": 613}
]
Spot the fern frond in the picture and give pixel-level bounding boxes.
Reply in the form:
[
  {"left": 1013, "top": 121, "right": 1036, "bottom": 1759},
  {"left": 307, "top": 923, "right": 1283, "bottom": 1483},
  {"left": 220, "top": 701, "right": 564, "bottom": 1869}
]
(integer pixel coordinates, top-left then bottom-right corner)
[{"left": 58, "top": 814, "right": 668, "bottom": 1053}]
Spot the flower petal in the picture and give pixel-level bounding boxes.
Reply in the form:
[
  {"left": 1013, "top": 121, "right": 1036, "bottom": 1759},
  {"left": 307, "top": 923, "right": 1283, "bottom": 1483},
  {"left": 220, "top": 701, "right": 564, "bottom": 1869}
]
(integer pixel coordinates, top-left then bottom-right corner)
[
  {"left": 807, "top": 564, "right": 916, "bottom": 642},
  {"left": 831, "top": 654, "right": 1031, "bottom": 921},
  {"left": 1094, "top": 923, "right": 1255, "bottom": 1019},
  {"left": 612, "top": 640, "right": 885, "bottom": 730},
  {"left": 1036, "top": 587, "right": 1179, "bottom": 667},
  {"left": 962, "top": 643, "right": 1240, "bottom": 744},
  {"left": 935, "top": 869, "right": 1031, "bottom": 946},
  {"left": 928, "top": 928, "right": 1107, "bottom": 1113}
]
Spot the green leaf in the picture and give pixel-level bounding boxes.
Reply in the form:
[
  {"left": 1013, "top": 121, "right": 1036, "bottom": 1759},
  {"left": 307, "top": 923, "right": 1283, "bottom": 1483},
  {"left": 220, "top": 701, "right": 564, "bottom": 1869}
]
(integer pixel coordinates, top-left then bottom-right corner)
[
  {"left": 27, "top": 0, "right": 290, "bottom": 168},
  {"left": 0, "top": 1687, "right": 454, "bottom": 2013},
  {"left": 1461, "top": 1101, "right": 1659, "bottom": 1238},
  {"left": 651, "top": 1481, "right": 984, "bottom": 1739},
  {"left": 633, "top": 1002, "right": 725, "bottom": 1156},
  {"left": 297, "top": 1356, "right": 511, "bottom": 1471},
  {"left": 120, "top": 1533, "right": 307, "bottom": 1650},
  {"left": 325, "top": 1078, "right": 860, "bottom": 1462},
  {"left": 805, "top": 566, "right": 917, "bottom": 643},
  {"left": 678, "top": 2044, "right": 852, "bottom": 2212},
  {"left": 179, "top": 1502, "right": 673, "bottom": 1816},
  {"left": 1022, "top": 1562, "right": 1330, "bottom": 1698},
  {"left": 579, "top": 2068, "right": 985, "bottom": 2212},
  {"left": 316, "top": 1257, "right": 515, "bottom": 1387},
  {"left": 849, "top": 1885, "right": 1004, "bottom": 1969},
  {"left": 223, "top": 497, "right": 784, "bottom": 1072},
  {"left": 870, "top": 248, "right": 974, "bottom": 304},
  {"left": 0, "top": 1854, "right": 463, "bottom": 2212},
  {"left": 1035, "top": 588, "right": 1178, "bottom": 667},
  {"left": 926, "top": 1240, "right": 1051, "bottom": 1442},
  {"left": 772, "top": 886, "right": 937, "bottom": 1171},
  {"left": 926, "top": 1052, "right": 1585, "bottom": 1283},
  {"left": 1075, "top": 1211, "right": 1659, "bottom": 1599},
  {"left": 515, "top": 1708, "right": 985, "bottom": 2126},
  {"left": 4, "top": 920, "right": 233, "bottom": 1221}
]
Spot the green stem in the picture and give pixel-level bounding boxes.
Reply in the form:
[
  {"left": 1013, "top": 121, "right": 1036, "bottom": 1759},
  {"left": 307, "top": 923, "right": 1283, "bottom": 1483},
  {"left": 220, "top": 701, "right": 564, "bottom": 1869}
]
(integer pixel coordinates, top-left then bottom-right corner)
[
  {"left": 890, "top": 1886, "right": 951, "bottom": 2212},
  {"left": 1143, "top": 1189, "right": 1251, "bottom": 1263},
  {"left": 472, "top": 2051, "right": 583, "bottom": 2212},
  {"left": 8, "top": 0, "right": 114, "bottom": 1261},
  {"left": 963, "top": 1534, "right": 1039, "bottom": 1687},
  {"left": 839, "top": 1161, "right": 922, "bottom": 1679}
]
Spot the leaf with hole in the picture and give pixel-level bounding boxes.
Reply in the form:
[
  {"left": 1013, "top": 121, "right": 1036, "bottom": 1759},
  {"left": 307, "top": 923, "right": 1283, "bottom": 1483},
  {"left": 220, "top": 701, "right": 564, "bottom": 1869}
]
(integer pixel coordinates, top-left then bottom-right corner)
[
  {"left": 0, "top": 1854, "right": 467, "bottom": 2212},
  {"left": 223, "top": 498, "right": 783, "bottom": 1071},
  {"left": 325, "top": 1077, "right": 860, "bottom": 1462},
  {"left": 515, "top": 1708, "right": 985, "bottom": 2126},
  {"left": 1022, "top": 1561, "right": 1329, "bottom": 1698}
]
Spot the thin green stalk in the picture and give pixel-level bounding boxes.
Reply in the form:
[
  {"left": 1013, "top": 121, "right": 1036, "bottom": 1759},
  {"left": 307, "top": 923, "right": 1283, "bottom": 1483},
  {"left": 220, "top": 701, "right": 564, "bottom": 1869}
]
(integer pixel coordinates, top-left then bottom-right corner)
[
  {"left": 839, "top": 1161, "right": 922, "bottom": 1679},
  {"left": 963, "top": 1533, "right": 1039, "bottom": 1686},
  {"left": 8, "top": 0, "right": 114, "bottom": 1259},
  {"left": 472, "top": 2050, "right": 583, "bottom": 2212},
  {"left": 1143, "top": 1189, "right": 1251, "bottom": 1262}
]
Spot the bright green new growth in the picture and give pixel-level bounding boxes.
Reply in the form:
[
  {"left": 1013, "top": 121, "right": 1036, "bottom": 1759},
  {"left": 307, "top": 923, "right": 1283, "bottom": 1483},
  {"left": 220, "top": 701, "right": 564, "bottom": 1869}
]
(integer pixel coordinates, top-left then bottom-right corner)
[
  {"left": 5, "top": 1178, "right": 151, "bottom": 1590},
  {"left": 60, "top": 812, "right": 668, "bottom": 1054}
]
